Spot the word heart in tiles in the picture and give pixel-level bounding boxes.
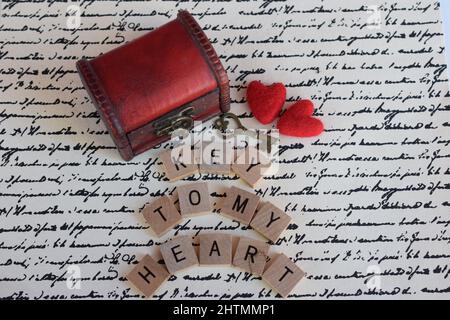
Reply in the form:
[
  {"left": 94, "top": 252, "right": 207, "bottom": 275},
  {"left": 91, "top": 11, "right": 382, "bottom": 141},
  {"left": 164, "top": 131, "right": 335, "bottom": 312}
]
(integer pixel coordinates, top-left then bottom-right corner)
[{"left": 127, "top": 234, "right": 304, "bottom": 298}]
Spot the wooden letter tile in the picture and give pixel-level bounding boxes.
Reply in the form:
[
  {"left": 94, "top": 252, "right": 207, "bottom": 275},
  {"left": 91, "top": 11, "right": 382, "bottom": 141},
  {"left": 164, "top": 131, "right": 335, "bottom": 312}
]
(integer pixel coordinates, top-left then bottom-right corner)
[
  {"left": 199, "top": 142, "right": 232, "bottom": 175},
  {"left": 199, "top": 233, "right": 232, "bottom": 265},
  {"left": 262, "top": 253, "right": 305, "bottom": 298},
  {"left": 126, "top": 255, "right": 170, "bottom": 298},
  {"left": 232, "top": 237, "right": 269, "bottom": 275},
  {"left": 160, "top": 235, "right": 199, "bottom": 273},
  {"left": 159, "top": 146, "right": 198, "bottom": 181},
  {"left": 177, "top": 182, "right": 212, "bottom": 216},
  {"left": 250, "top": 202, "right": 291, "bottom": 242},
  {"left": 169, "top": 192, "right": 180, "bottom": 211},
  {"left": 220, "top": 186, "right": 260, "bottom": 225},
  {"left": 142, "top": 195, "right": 182, "bottom": 237},
  {"left": 199, "top": 163, "right": 232, "bottom": 175},
  {"left": 231, "top": 147, "right": 271, "bottom": 187}
]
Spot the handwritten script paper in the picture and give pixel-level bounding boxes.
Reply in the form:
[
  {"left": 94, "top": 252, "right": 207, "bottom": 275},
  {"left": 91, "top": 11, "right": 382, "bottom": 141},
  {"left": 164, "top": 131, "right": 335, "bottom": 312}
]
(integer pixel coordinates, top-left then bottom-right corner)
[{"left": 1, "top": 0, "right": 449, "bottom": 300}]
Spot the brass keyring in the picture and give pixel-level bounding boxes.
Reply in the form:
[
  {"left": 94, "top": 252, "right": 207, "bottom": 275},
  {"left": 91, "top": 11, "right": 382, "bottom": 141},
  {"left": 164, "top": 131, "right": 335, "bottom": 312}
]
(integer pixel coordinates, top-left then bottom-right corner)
[{"left": 214, "top": 112, "right": 248, "bottom": 135}]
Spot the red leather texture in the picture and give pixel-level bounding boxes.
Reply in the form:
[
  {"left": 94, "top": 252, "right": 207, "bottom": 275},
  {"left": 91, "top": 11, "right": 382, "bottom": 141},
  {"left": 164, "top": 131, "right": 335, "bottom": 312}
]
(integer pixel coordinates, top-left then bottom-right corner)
[
  {"left": 77, "top": 10, "right": 230, "bottom": 161},
  {"left": 91, "top": 19, "right": 217, "bottom": 133},
  {"left": 128, "top": 90, "right": 220, "bottom": 155}
]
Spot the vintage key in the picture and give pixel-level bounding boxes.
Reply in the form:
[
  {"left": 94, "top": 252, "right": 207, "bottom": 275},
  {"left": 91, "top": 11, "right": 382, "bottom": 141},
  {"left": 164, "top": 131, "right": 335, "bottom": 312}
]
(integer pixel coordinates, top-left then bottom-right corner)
[{"left": 213, "top": 113, "right": 279, "bottom": 154}]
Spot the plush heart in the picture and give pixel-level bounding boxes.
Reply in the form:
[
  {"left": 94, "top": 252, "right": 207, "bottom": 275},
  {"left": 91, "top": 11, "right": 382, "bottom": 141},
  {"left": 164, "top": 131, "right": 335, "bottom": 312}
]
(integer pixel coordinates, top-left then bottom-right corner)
[
  {"left": 277, "top": 100, "right": 324, "bottom": 137},
  {"left": 286, "top": 99, "right": 315, "bottom": 117},
  {"left": 246, "top": 80, "right": 286, "bottom": 124}
]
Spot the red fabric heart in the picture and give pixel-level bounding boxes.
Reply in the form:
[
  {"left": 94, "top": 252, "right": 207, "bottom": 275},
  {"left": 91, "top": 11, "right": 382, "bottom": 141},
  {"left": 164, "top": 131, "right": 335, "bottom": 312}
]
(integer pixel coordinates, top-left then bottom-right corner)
[
  {"left": 277, "top": 100, "right": 324, "bottom": 137},
  {"left": 286, "top": 99, "right": 314, "bottom": 117},
  {"left": 246, "top": 81, "right": 286, "bottom": 124}
]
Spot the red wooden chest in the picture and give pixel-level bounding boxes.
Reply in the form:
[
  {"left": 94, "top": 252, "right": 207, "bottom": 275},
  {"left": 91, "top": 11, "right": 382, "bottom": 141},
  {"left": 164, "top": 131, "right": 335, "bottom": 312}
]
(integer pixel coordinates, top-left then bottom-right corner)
[{"left": 76, "top": 10, "right": 230, "bottom": 161}]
